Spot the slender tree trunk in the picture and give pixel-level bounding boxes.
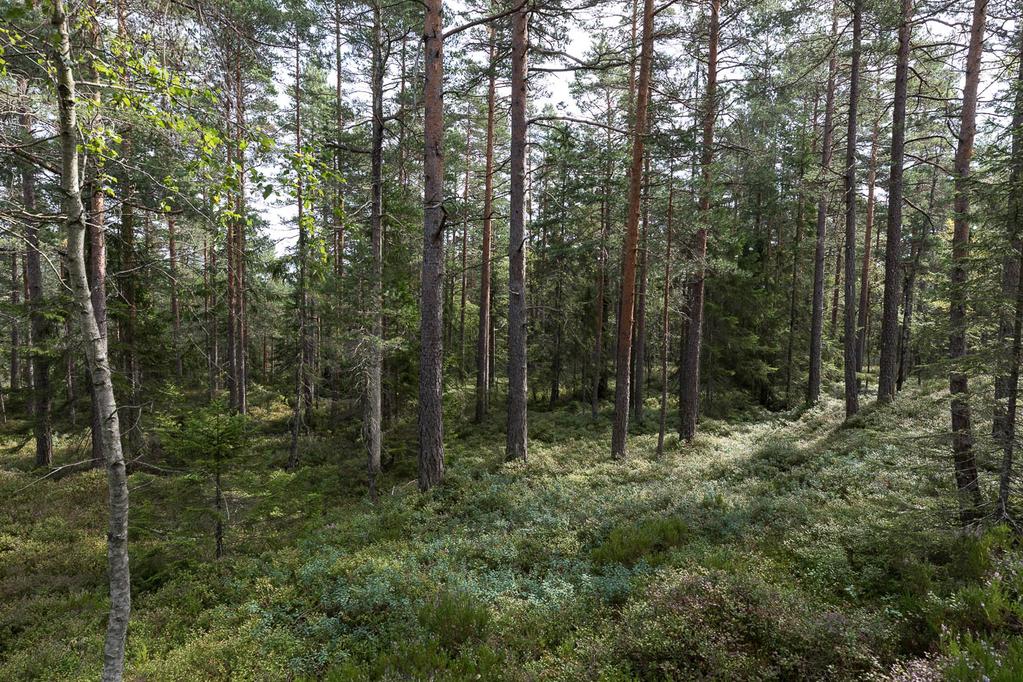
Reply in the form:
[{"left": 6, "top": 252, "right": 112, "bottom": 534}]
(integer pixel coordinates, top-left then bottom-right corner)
[
  {"left": 475, "top": 29, "right": 497, "bottom": 422},
  {"left": 365, "top": 1, "right": 384, "bottom": 501},
  {"left": 855, "top": 119, "right": 879, "bottom": 379},
  {"left": 948, "top": 0, "right": 987, "bottom": 524},
  {"left": 997, "top": 33, "right": 1023, "bottom": 518},
  {"left": 506, "top": 3, "right": 530, "bottom": 461},
  {"left": 631, "top": 155, "right": 650, "bottom": 424},
  {"left": 169, "top": 215, "right": 182, "bottom": 380},
  {"left": 52, "top": 5, "right": 130, "bottom": 677},
  {"left": 830, "top": 234, "right": 842, "bottom": 335},
  {"left": 18, "top": 80, "right": 53, "bottom": 468},
  {"left": 549, "top": 135, "right": 567, "bottom": 408},
  {"left": 611, "top": 0, "right": 656, "bottom": 458},
  {"left": 334, "top": 0, "right": 345, "bottom": 285},
  {"left": 9, "top": 247, "right": 19, "bottom": 394},
  {"left": 233, "top": 42, "right": 248, "bottom": 414},
  {"left": 678, "top": 0, "right": 718, "bottom": 441},
  {"left": 898, "top": 171, "right": 935, "bottom": 390},
  {"left": 214, "top": 468, "right": 224, "bottom": 559},
  {"left": 877, "top": 0, "right": 912, "bottom": 402},
  {"left": 419, "top": 0, "right": 446, "bottom": 487},
  {"left": 656, "top": 170, "right": 675, "bottom": 456},
  {"left": 842, "top": 0, "right": 862, "bottom": 418},
  {"left": 786, "top": 196, "right": 806, "bottom": 406},
  {"left": 459, "top": 114, "right": 472, "bottom": 384},
  {"left": 591, "top": 91, "right": 614, "bottom": 419},
  {"left": 205, "top": 236, "right": 218, "bottom": 400},
  {"left": 119, "top": 154, "right": 141, "bottom": 454},
  {"left": 287, "top": 34, "right": 307, "bottom": 470}
]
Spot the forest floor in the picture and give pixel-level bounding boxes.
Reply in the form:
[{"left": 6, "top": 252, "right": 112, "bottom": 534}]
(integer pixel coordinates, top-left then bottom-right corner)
[{"left": 2, "top": 379, "right": 1023, "bottom": 680}]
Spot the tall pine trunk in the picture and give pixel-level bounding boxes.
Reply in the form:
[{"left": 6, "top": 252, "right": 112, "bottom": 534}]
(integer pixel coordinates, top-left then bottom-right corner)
[
  {"left": 842, "top": 0, "right": 862, "bottom": 419},
  {"left": 997, "top": 30, "right": 1023, "bottom": 518},
  {"left": 877, "top": 0, "right": 912, "bottom": 402},
  {"left": 678, "top": 0, "right": 718, "bottom": 441},
  {"left": 611, "top": 0, "right": 655, "bottom": 458},
  {"left": 365, "top": 0, "right": 385, "bottom": 500},
  {"left": 169, "top": 215, "right": 182, "bottom": 380},
  {"left": 506, "top": 3, "right": 529, "bottom": 461},
  {"left": 419, "top": 0, "right": 446, "bottom": 487},
  {"left": 656, "top": 170, "right": 675, "bottom": 456},
  {"left": 631, "top": 155, "right": 650, "bottom": 424},
  {"left": 475, "top": 27, "right": 497, "bottom": 423},
  {"left": 287, "top": 34, "right": 308, "bottom": 470},
  {"left": 948, "top": 0, "right": 987, "bottom": 524},
  {"left": 854, "top": 119, "right": 879, "bottom": 380},
  {"left": 459, "top": 114, "right": 471, "bottom": 384},
  {"left": 18, "top": 79, "right": 53, "bottom": 467}
]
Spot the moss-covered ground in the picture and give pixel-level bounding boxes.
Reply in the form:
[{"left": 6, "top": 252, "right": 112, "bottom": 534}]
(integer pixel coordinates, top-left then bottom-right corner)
[{"left": 2, "top": 380, "right": 1022, "bottom": 680}]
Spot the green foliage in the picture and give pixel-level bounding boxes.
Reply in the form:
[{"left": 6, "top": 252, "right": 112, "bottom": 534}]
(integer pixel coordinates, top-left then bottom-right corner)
[
  {"left": 592, "top": 517, "right": 691, "bottom": 567},
  {"left": 945, "top": 635, "right": 1023, "bottom": 681},
  {"left": 614, "top": 567, "right": 888, "bottom": 680},
  {"left": 417, "top": 590, "right": 493, "bottom": 653},
  {"left": 158, "top": 403, "right": 248, "bottom": 473},
  {"left": 4, "top": 383, "right": 1023, "bottom": 679}
]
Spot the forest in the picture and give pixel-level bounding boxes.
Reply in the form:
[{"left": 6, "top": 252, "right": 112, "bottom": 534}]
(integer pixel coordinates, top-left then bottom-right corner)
[{"left": 2, "top": 0, "right": 1023, "bottom": 679}]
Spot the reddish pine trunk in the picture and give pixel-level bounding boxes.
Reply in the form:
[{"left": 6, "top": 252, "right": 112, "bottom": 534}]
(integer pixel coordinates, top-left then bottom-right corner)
[
  {"left": 948, "top": 0, "right": 987, "bottom": 524},
  {"left": 612, "top": 0, "right": 656, "bottom": 457}
]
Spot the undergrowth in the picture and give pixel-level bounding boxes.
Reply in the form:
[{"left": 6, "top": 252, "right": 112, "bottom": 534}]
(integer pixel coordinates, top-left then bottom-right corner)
[{"left": 1, "top": 379, "right": 1020, "bottom": 679}]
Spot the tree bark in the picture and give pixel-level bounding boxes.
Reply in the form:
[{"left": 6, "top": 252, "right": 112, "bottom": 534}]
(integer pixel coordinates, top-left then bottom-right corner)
[
  {"left": 997, "top": 31, "right": 1023, "bottom": 518},
  {"left": 365, "top": 0, "right": 384, "bottom": 501},
  {"left": 419, "top": 0, "right": 446, "bottom": 487},
  {"left": 842, "top": 0, "right": 862, "bottom": 419},
  {"left": 169, "top": 215, "right": 182, "bottom": 380},
  {"left": 459, "top": 113, "right": 472, "bottom": 384},
  {"left": 656, "top": 170, "right": 674, "bottom": 456},
  {"left": 631, "top": 155, "right": 650, "bottom": 424},
  {"left": 287, "top": 34, "right": 308, "bottom": 470},
  {"left": 52, "top": 4, "right": 131, "bottom": 677},
  {"left": 591, "top": 90, "right": 614, "bottom": 419},
  {"left": 854, "top": 119, "right": 879, "bottom": 380},
  {"left": 475, "top": 27, "right": 497, "bottom": 423},
  {"left": 678, "top": 0, "right": 718, "bottom": 441},
  {"left": 233, "top": 40, "right": 248, "bottom": 414},
  {"left": 18, "top": 79, "right": 53, "bottom": 468},
  {"left": 612, "top": 0, "right": 656, "bottom": 457},
  {"left": 506, "top": 3, "right": 529, "bottom": 461},
  {"left": 9, "top": 247, "right": 19, "bottom": 394},
  {"left": 948, "top": 0, "right": 987, "bottom": 524},
  {"left": 877, "top": 0, "right": 912, "bottom": 402}
]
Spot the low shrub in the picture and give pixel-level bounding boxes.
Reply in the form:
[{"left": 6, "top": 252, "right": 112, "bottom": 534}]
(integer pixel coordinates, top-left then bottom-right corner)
[{"left": 591, "top": 517, "right": 690, "bottom": 567}]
